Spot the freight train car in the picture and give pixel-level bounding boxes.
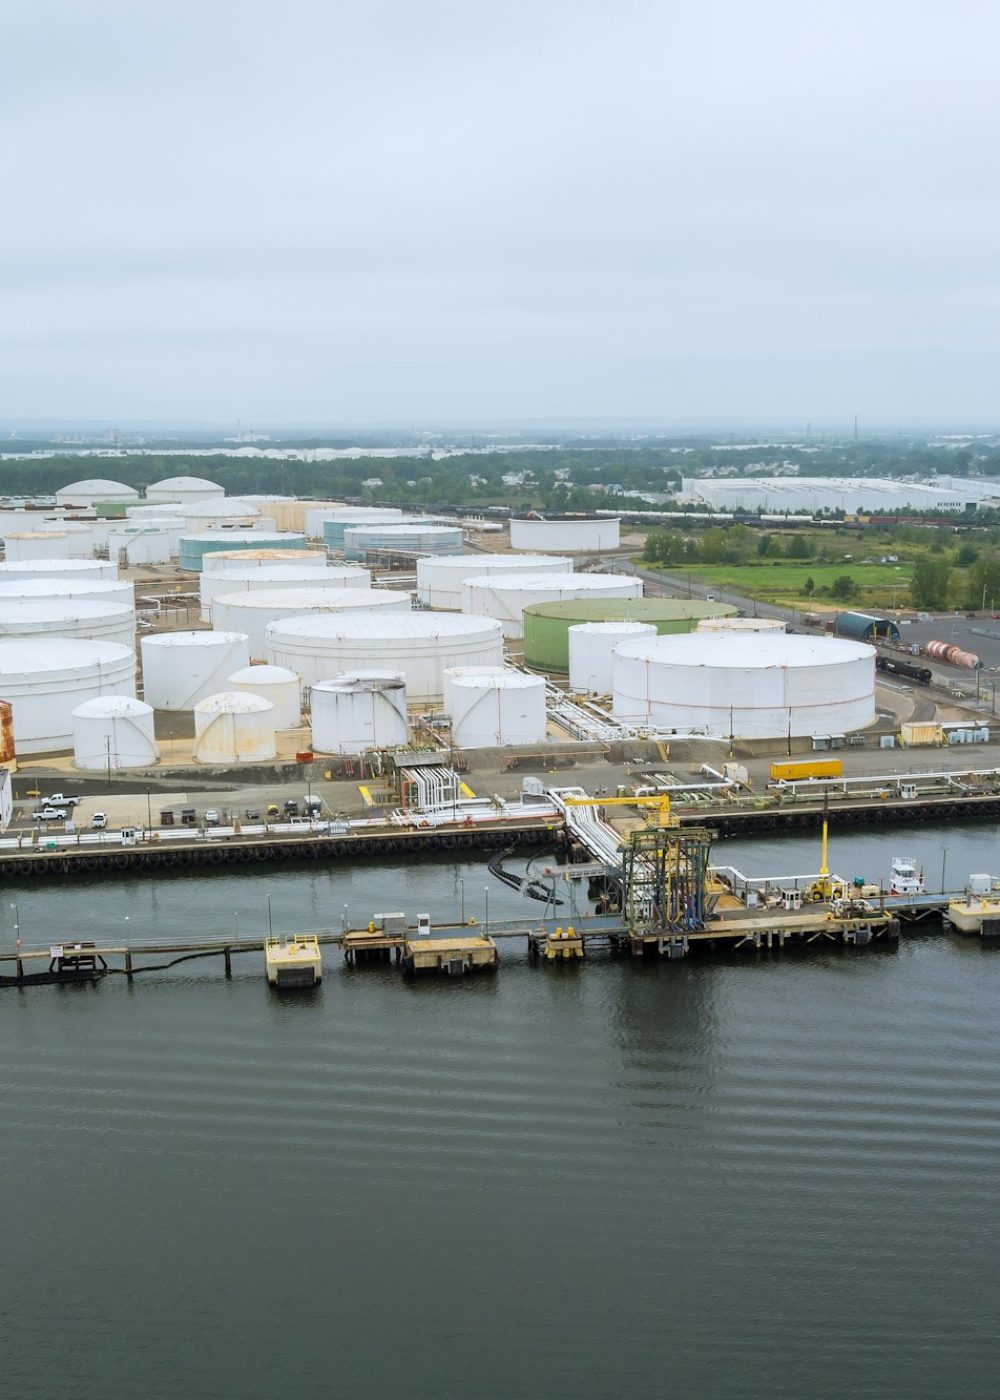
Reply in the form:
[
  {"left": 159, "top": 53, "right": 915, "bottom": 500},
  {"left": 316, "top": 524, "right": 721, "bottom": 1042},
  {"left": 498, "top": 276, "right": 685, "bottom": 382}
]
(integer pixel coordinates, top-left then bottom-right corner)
[{"left": 876, "top": 655, "right": 932, "bottom": 684}]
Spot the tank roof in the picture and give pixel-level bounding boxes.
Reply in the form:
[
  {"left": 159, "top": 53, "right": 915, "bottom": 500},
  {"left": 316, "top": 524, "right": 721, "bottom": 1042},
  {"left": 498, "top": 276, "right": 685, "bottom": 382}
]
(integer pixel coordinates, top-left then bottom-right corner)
[
  {"left": 213, "top": 587, "right": 398, "bottom": 609},
  {"left": 267, "top": 612, "right": 501, "bottom": 641},
  {"left": 148, "top": 475, "right": 222, "bottom": 490},
  {"left": 614, "top": 633, "right": 874, "bottom": 668},
  {"left": 227, "top": 664, "right": 299, "bottom": 684},
  {"left": 194, "top": 690, "right": 274, "bottom": 714},
  {"left": 523, "top": 598, "right": 737, "bottom": 623},
  {"left": 142, "top": 630, "right": 249, "bottom": 648},
  {"left": 0, "top": 638, "right": 134, "bottom": 672},
  {"left": 56, "top": 478, "right": 138, "bottom": 496},
  {"left": 71, "top": 696, "right": 153, "bottom": 718}
]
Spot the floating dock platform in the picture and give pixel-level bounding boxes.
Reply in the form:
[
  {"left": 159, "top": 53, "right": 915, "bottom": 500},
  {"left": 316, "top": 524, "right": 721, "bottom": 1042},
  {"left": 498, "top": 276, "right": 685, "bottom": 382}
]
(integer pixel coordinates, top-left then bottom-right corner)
[
  {"left": 265, "top": 936, "right": 322, "bottom": 988},
  {"left": 401, "top": 933, "right": 498, "bottom": 975}
]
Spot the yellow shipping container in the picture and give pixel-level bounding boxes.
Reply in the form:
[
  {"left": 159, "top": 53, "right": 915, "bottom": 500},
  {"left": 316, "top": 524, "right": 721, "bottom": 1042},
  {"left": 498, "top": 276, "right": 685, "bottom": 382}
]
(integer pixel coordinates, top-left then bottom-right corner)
[{"left": 769, "top": 759, "right": 844, "bottom": 782}]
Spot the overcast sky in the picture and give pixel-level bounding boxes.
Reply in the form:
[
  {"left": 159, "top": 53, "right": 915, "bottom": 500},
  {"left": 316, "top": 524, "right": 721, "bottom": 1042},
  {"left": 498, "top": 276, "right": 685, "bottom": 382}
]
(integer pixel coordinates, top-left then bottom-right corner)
[{"left": 2, "top": 0, "right": 998, "bottom": 428}]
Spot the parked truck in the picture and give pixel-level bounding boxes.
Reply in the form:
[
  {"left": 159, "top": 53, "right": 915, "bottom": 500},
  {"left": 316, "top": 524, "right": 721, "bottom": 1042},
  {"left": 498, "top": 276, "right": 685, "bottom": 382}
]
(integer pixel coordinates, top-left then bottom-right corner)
[{"left": 768, "top": 759, "right": 845, "bottom": 783}]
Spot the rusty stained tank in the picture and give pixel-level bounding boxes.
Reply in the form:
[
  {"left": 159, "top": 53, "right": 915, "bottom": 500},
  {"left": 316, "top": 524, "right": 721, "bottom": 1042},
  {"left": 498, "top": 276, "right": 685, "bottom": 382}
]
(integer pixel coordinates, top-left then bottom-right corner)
[
  {"left": 0, "top": 699, "right": 15, "bottom": 767},
  {"left": 923, "top": 640, "right": 982, "bottom": 670}
]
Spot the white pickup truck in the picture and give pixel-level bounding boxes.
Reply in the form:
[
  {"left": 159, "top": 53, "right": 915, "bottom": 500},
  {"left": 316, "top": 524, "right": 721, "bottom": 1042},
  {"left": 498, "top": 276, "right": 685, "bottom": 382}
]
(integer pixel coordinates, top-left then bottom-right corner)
[{"left": 47, "top": 793, "right": 82, "bottom": 807}]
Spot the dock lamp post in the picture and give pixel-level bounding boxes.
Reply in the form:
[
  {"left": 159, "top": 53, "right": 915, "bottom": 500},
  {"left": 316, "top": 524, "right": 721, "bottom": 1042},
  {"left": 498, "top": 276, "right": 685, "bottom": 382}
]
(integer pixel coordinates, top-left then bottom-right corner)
[
  {"left": 266, "top": 893, "right": 273, "bottom": 937},
  {"left": 10, "top": 901, "right": 20, "bottom": 949},
  {"left": 458, "top": 877, "right": 466, "bottom": 925},
  {"left": 484, "top": 885, "right": 490, "bottom": 935}
]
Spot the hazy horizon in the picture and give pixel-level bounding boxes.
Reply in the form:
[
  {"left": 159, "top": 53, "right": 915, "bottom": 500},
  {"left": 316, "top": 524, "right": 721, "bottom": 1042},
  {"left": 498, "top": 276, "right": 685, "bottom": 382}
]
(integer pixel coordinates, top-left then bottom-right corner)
[{"left": 4, "top": 1, "right": 998, "bottom": 424}]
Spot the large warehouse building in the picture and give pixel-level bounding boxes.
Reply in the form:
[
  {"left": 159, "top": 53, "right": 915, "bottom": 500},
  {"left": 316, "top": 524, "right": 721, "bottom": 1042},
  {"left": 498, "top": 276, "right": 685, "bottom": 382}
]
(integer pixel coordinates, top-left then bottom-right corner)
[{"left": 682, "top": 476, "right": 994, "bottom": 514}]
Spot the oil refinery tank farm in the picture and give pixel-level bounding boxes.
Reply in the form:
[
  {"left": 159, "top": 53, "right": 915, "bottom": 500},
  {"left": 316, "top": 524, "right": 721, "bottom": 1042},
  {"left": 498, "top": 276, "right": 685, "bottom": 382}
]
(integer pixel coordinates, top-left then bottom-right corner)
[
  {"left": 611, "top": 633, "right": 876, "bottom": 738},
  {"left": 522, "top": 597, "right": 736, "bottom": 671}
]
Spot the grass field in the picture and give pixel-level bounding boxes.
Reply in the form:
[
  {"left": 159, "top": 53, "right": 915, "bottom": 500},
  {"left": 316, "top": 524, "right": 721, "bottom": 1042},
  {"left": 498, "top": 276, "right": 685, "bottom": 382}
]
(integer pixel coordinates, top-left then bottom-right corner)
[{"left": 663, "top": 561, "right": 913, "bottom": 608}]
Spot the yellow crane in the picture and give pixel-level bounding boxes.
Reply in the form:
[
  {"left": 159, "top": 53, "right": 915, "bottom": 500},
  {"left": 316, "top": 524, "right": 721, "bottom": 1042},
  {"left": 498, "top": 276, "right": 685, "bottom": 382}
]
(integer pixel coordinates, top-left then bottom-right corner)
[{"left": 561, "top": 793, "right": 675, "bottom": 825}]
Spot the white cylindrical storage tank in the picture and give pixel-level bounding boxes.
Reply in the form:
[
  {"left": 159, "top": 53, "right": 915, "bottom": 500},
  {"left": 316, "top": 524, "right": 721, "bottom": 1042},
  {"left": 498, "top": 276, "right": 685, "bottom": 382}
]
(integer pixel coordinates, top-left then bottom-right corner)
[
  {"left": 441, "top": 664, "right": 510, "bottom": 715},
  {"left": 462, "top": 572, "right": 642, "bottom": 638},
  {"left": 199, "top": 563, "right": 371, "bottom": 621},
  {"left": 3, "top": 526, "right": 93, "bottom": 560},
  {"left": 342, "top": 522, "right": 463, "bottom": 560},
  {"left": 107, "top": 529, "right": 173, "bottom": 565},
  {"left": 145, "top": 476, "right": 224, "bottom": 507},
  {"left": 303, "top": 503, "right": 347, "bottom": 538},
  {"left": 310, "top": 672, "right": 409, "bottom": 754},
  {"left": 696, "top": 616, "right": 787, "bottom": 634},
  {"left": 266, "top": 612, "right": 505, "bottom": 703},
  {"left": 0, "top": 639, "right": 136, "bottom": 754},
  {"left": 193, "top": 691, "right": 277, "bottom": 763},
  {"left": 226, "top": 664, "right": 302, "bottom": 729},
  {"left": 71, "top": 696, "right": 158, "bottom": 770},
  {"left": 202, "top": 548, "right": 329, "bottom": 573},
  {"left": 141, "top": 631, "right": 251, "bottom": 710},
  {"left": 177, "top": 498, "right": 261, "bottom": 524},
  {"left": 611, "top": 634, "right": 876, "bottom": 738},
  {"left": 417, "top": 553, "right": 574, "bottom": 610},
  {"left": 0, "top": 558, "right": 116, "bottom": 582},
  {"left": 55, "top": 479, "right": 138, "bottom": 507},
  {"left": 510, "top": 515, "right": 620, "bottom": 553},
  {"left": 0, "top": 576, "right": 134, "bottom": 607},
  {"left": 449, "top": 672, "right": 547, "bottom": 748},
  {"left": 568, "top": 621, "right": 657, "bottom": 695},
  {"left": 0, "top": 598, "right": 135, "bottom": 647},
  {"left": 211, "top": 586, "right": 411, "bottom": 657}
]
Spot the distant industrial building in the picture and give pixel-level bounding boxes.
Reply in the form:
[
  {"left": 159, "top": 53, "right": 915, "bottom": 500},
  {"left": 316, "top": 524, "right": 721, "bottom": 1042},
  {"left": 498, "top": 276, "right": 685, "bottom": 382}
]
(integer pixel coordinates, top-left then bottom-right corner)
[{"left": 682, "top": 476, "right": 997, "bottom": 515}]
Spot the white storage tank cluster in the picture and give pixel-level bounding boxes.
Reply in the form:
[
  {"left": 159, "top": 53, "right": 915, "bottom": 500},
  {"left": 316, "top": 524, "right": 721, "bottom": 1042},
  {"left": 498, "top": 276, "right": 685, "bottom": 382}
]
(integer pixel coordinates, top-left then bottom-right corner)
[
  {"left": 696, "top": 616, "right": 786, "bottom": 634},
  {"left": 226, "top": 664, "right": 302, "bottom": 729},
  {"left": 141, "top": 631, "right": 251, "bottom": 710},
  {"left": 441, "top": 665, "right": 509, "bottom": 715},
  {"left": 54, "top": 479, "right": 139, "bottom": 507},
  {"left": 510, "top": 515, "right": 620, "bottom": 553},
  {"left": 448, "top": 671, "right": 547, "bottom": 749},
  {"left": 199, "top": 562, "right": 371, "bottom": 621},
  {"left": 611, "top": 633, "right": 876, "bottom": 738},
  {"left": 0, "top": 558, "right": 117, "bottom": 582},
  {"left": 416, "top": 553, "right": 573, "bottom": 610},
  {"left": 202, "top": 547, "right": 328, "bottom": 573},
  {"left": 71, "top": 696, "right": 158, "bottom": 771},
  {"left": 461, "top": 572, "right": 642, "bottom": 638},
  {"left": 310, "top": 672, "right": 409, "bottom": 754},
  {"left": 0, "top": 598, "right": 135, "bottom": 647},
  {"left": 193, "top": 691, "right": 277, "bottom": 764},
  {"left": 568, "top": 621, "right": 657, "bottom": 695},
  {"left": 211, "top": 586, "right": 411, "bottom": 657},
  {"left": 0, "top": 638, "right": 136, "bottom": 754},
  {"left": 322, "top": 507, "right": 404, "bottom": 549},
  {"left": 145, "top": 476, "right": 224, "bottom": 507},
  {"left": 342, "top": 521, "right": 463, "bottom": 559},
  {"left": 4, "top": 524, "right": 93, "bottom": 560},
  {"left": 266, "top": 612, "right": 505, "bottom": 702},
  {"left": 0, "top": 576, "right": 134, "bottom": 608}
]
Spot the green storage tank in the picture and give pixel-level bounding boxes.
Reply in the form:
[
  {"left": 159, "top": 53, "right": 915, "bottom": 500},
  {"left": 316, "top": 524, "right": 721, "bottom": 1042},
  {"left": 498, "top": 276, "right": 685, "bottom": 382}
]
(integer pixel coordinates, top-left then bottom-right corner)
[{"left": 522, "top": 597, "right": 737, "bottom": 671}]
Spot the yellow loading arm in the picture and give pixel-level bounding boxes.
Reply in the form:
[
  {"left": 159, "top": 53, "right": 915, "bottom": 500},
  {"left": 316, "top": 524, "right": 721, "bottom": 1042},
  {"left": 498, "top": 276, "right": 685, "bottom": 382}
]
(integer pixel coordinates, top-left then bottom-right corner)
[{"left": 562, "top": 794, "right": 674, "bottom": 825}]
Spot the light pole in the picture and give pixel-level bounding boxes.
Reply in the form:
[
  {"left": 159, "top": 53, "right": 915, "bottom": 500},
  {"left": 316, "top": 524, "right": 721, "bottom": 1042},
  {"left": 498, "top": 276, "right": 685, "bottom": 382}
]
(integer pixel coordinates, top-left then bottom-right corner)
[
  {"left": 233, "top": 911, "right": 239, "bottom": 939},
  {"left": 266, "top": 893, "right": 273, "bottom": 937},
  {"left": 10, "top": 901, "right": 20, "bottom": 949},
  {"left": 484, "top": 885, "right": 490, "bottom": 935},
  {"left": 146, "top": 789, "right": 152, "bottom": 834},
  {"left": 458, "top": 877, "right": 466, "bottom": 925},
  {"left": 940, "top": 848, "right": 948, "bottom": 895}
]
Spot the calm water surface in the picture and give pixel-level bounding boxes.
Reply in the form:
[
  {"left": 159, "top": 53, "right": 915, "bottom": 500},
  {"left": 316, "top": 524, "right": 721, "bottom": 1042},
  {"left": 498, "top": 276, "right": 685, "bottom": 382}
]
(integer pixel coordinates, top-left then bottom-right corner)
[{"left": 3, "top": 828, "right": 1000, "bottom": 1399}]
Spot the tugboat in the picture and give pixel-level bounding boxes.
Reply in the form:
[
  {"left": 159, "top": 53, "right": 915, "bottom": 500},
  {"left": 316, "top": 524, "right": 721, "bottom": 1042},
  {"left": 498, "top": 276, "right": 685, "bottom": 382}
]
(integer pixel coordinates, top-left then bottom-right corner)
[{"left": 889, "top": 856, "right": 924, "bottom": 896}]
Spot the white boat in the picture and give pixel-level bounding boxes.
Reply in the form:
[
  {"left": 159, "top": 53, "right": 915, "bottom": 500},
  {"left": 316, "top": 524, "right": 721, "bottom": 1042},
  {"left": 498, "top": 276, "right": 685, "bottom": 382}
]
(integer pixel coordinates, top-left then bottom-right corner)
[{"left": 889, "top": 856, "right": 924, "bottom": 896}]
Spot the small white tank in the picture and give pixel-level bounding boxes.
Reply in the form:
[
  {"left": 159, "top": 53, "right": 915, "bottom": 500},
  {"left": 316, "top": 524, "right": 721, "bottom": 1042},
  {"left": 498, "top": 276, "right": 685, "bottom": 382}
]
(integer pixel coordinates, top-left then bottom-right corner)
[
  {"left": 193, "top": 691, "right": 277, "bottom": 764},
  {"left": 449, "top": 671, "right": 547, "bottom": 749},
  {"left": 441, "top": 665, "right": 510, "bottom": 715},
  {"left": 141, "top": 631, "right": 251, "bottom": 710},
  {"left": 310, "top": 671, "right": 409, "bottom": 755},
  {"left": 568, "top": 621, "right": 658, "bottom": 694},
  {"left": 226, "top": 664, "right": 302, "bottom": 729},
  {"left": 211, "top": 586, "right": 410, "bottom": 657},
  {"left": 71, "top": 696, "right": 159, "bottom": 770}
]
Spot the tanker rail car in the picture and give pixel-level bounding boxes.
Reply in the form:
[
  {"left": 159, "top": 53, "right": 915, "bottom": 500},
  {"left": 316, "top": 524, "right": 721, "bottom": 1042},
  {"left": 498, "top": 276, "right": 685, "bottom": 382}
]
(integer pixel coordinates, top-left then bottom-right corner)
[{"left": 876, "top": 654, "right": 932, "bottom": 684}]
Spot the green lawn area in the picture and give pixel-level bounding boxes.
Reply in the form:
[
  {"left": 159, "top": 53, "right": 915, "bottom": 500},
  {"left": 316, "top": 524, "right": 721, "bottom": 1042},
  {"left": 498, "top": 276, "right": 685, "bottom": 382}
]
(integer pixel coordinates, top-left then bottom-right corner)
[{"left": 664, "top": 561, "right": 912, "bottom": 608}]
